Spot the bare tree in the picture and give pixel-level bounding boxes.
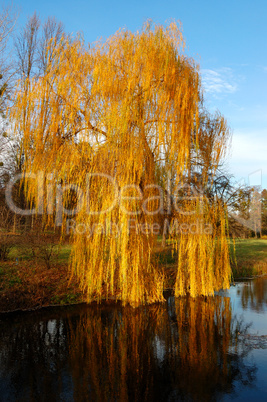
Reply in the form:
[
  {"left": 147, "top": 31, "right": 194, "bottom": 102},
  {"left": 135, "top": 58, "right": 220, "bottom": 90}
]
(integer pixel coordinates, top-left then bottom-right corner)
[
  {"left": 14, "top": 12, "right": 40, "bottom": 82},
  {"left": 1, "top": 13, "right": 64, "bottom": 217},
  {"left": 10, "top": 13, "right": 65, "bottom": 178},
  {"left": 38, "top": 16, "right": 64, "bottom": 74},
  {"left": 0, "top": 4, "right": 17, "bottom": 113},
  {"left": 14, "top": 13, "right": 65, "bottom": 81},
  {"left": 0, "top": 4, "right": 17, "bottom": 185}
]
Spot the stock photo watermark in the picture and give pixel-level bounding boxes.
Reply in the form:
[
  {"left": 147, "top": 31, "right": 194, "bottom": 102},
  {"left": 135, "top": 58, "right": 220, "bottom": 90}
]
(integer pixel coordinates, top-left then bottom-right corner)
[
  {"left": 4, "top": 169, "right": 262, "bottom": 236},
  {"left": 66, "top": 217, "right": 213, "bottom": 238}
]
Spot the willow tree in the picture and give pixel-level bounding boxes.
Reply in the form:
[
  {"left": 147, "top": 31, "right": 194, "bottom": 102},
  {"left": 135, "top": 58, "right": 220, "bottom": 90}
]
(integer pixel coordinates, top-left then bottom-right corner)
[{"left": 11, "top": 21, "right": 231, "bottom": 305}]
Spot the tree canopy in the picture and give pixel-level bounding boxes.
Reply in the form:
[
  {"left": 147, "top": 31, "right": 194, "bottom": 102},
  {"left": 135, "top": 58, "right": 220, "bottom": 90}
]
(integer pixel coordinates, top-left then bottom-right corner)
[{"left": 10, "top": 21, "right": 232, "bottom": 305}]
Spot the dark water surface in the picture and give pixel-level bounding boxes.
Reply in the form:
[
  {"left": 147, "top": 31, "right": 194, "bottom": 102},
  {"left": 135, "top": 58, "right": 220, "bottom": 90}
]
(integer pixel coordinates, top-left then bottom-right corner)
[{"left": 1, "top": 278, "right": 267, "bottom": 401}]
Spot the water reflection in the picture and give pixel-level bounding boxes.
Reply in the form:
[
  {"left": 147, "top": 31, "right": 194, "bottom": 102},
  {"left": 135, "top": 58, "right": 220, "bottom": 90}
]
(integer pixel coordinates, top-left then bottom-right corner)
[
  {"left": 0, "top": 294, "right": 258, "bottom": 402},
  {"left": 238, "top": 278, "right": 267, "bottom": 312}
]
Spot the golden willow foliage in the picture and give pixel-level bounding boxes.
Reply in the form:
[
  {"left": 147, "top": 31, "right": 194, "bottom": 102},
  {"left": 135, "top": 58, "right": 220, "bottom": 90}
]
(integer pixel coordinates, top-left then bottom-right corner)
[
  {"left": 175, "top": 198, "right": 231, "bottom": 297},
  {"left": 11, "top": 21, "right": 231, "bottom": 305}
]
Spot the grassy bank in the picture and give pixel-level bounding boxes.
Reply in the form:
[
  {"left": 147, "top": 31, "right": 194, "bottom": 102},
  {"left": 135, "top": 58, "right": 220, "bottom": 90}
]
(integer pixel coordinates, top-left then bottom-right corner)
[
  {"left": 0, "top": 244, "right": 81, "bottom": 313},
  {"left": 1, "top": 238, "right": 267, "bottom": 313},
  {"left": 231, "top": 239, "right": 267, "bottom": 279}
]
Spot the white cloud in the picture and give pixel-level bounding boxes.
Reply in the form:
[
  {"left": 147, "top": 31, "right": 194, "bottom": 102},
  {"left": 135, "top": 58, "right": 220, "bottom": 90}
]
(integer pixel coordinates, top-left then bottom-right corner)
[{"left": 201, "top": 67, "right": 238, "bottom": 95}]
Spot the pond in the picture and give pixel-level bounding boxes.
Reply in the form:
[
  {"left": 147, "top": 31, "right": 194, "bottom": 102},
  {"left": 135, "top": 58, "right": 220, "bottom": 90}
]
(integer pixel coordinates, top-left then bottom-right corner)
[{"left": 0, "top": 277, "right": 267, "bottom": 401}]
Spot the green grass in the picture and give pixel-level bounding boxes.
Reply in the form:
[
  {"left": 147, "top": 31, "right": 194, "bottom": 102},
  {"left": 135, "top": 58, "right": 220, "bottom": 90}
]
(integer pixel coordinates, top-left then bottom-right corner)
[
  {"left": 153, "top": 247, "right": 177, "bottom": 266},
  {"left": 51, "top": 292, "right": 79, "bottom": 305},
  {"left": 8, "top": 243, "right": 72, "bottom": 264},
  {"left": 56, "top": 244, "right": 72, "bottom": 263},
  {"left": 231, "top": 239, "right": 267, "bottom": 278}
]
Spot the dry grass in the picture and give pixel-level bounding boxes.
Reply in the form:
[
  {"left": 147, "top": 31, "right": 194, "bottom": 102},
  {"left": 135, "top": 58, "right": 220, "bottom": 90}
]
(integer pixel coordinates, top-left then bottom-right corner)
[{"left": 0, "top": 253, "right": 83, "bottom": 313}]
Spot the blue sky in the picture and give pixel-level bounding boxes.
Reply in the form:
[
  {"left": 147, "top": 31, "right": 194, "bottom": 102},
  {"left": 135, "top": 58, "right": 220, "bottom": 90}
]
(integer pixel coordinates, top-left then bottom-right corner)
[{"left": 11, "top": 0, "right": 267, "bottom": 188}]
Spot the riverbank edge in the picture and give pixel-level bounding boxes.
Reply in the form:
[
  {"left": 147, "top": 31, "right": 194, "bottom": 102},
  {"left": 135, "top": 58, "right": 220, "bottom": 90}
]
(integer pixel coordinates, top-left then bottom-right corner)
[{"left": 1, "top": 273, "right": 267, "bottom": 316}]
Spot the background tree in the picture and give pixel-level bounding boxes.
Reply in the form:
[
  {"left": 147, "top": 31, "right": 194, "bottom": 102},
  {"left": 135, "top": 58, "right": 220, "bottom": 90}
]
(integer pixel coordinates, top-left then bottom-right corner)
[
  {"left": 0, "top": 4, "right": 17, "bottom": 176},
  {"left": 0, "top": 12, "right": 65, "bottom": 248},
  {"left": 261, "top": 189, "right": 267, "bottom": 235},
  {"left": 12, "top": 13, "right": 64, "bottom": 175},
  {"left": 0, "top": 4, "right": 17, "bottom": 111}
]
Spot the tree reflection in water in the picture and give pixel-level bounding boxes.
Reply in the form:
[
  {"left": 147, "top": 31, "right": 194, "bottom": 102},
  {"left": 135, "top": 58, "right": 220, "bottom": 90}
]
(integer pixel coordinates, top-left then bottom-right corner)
[
  {"left": 239, "top": 278, "right": 267, "bottom": 312},
  {"left": 0, "top": 296, "right": 257, "bottom": 401}
]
